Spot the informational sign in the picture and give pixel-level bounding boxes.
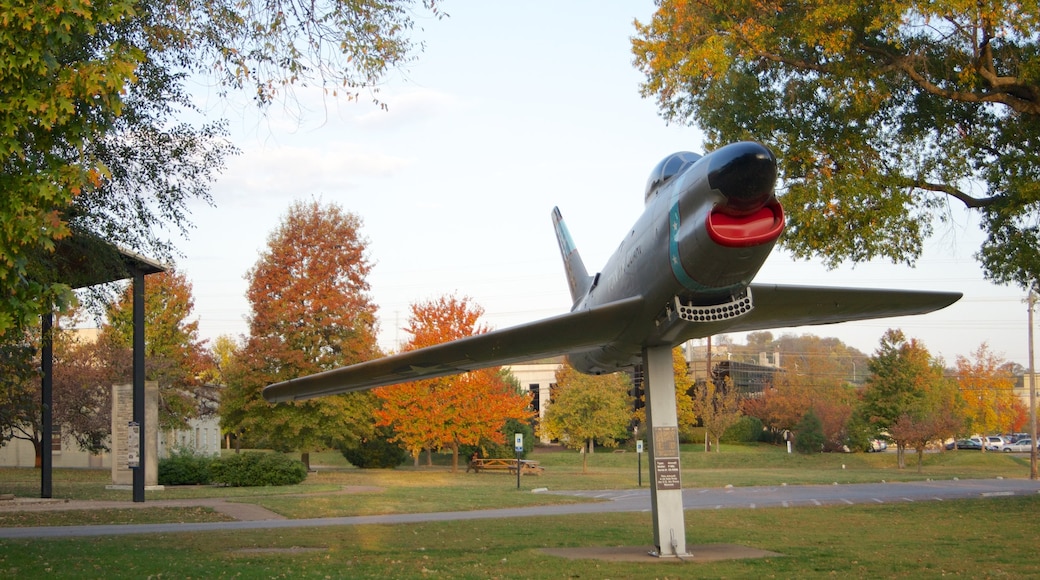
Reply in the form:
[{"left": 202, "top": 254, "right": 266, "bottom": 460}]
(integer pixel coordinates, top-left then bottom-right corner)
[
  {"left": 127, "top": 421, "right": 140, "bottom": 468},
  {"left": 514, "top": 433, "right": 524, "bottom": 453},
  {"left": 654, "top": 458, "right": 681, "bottom": 490},
  {"left": 652, "top": 426, "right": 681, "bottom": 491},
  {"left": 636, "top": 440, "right": 644, "bottom": 453},
  {"left": 653, "top": 426, "right": 679, "bottom": 457}
]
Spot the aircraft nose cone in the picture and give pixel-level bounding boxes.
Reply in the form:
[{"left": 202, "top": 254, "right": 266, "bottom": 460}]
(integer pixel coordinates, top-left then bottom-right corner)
[{"left": 707, "top": 142, "right": 777, "bottom": 216}]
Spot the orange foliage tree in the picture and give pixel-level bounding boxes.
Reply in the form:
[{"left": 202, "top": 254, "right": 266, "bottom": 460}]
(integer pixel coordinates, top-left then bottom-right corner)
[
  {"left": 102, "top": 270, "right": 216, "bottom": 430},
  {"left": 957, "top": 343, "right": 1024, "bottom": 445},
  {"left": 741, "top": 334, "right": 862, "bottom": 450},
  {"left": 373, "top": 295, "right": 532, "bottom": 472},
  {"left": 220, "top": 200, "right": 379, "bottom": 466}
]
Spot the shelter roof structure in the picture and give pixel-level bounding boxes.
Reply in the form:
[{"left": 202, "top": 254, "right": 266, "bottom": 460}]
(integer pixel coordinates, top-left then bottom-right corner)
[{"left": 32, "top": 230, "right": 167, "bottom": 290}]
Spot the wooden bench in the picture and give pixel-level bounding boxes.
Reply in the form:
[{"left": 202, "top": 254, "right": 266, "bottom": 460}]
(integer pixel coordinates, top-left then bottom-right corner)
[{"left": 466, "top": 458, "right": 545, "bottom": 476}]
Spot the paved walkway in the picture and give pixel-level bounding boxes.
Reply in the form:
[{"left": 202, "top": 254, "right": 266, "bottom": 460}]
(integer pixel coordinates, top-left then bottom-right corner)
[{"left": 1, "top": 478, "right": 1038, "bottom": 540}]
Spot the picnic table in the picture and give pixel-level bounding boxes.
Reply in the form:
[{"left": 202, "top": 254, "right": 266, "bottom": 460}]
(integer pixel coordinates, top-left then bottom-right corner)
[{"left": 466, "top": 458, "right": 545, "bottom": 476}]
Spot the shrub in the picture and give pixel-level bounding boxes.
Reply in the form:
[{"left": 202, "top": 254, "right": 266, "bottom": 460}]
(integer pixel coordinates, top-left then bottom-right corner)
[
  {"left": 340, "top": 427, "right": 407, "bottom": 468},
  {"left": 209, "top": 452, "right": 308, "bottom": 487},
  {"left": 158, "top": 447, "right": 213, "bottom": 485},
  {"left": 794, "top": 410, "right": 826, "bottom": 454},
  {"left": 721, "top": 416, "right": 764, "bottom": 443}
]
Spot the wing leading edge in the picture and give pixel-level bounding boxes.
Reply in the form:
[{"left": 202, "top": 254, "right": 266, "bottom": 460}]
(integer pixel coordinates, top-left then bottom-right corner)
[
  {"left": 732, "top": 284, "right": 963, "bottom": 333},
  {"left": 262, "top": 296, "right": 645, "bottom": 402}
]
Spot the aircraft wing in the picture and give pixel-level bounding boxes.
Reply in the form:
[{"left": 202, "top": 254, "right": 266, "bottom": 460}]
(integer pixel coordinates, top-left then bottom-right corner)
[
  {"left": 263, "top": 296, "right": 645, "bottom": 402},
  {"left": 729, "top": 284, "right": 963, "bottom": 333}
]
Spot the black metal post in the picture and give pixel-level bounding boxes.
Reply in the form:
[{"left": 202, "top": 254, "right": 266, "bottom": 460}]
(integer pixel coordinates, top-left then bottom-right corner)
[
  {"left": 40, "top": 312, "right": 53, "bottom": 499},
  {"left": 133, "top": 269, "right": 145, "bottom": 502}
]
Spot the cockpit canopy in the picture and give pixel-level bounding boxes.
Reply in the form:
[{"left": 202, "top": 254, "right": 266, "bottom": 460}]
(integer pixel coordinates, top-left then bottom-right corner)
[{"left": 645, "top": 151, "right": 702, "bottom": 204}]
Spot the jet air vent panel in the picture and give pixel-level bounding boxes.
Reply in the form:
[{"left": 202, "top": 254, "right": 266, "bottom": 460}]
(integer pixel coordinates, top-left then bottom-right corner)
[{"left": 675, "top": 290, "right": 753, "bottom": 322}]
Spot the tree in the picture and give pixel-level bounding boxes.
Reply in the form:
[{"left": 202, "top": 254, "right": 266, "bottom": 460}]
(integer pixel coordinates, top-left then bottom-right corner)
[
  {"left": 540, "top": 364, "right": 632, "bottom": 473},
  {"left": 0, "top": 332, "right": 41, "bottom": 458},
  {"left": 633, "top": 2, "right": 1040, "bottom": 288},
  {"left": 101, "top": 271, "right": 215, "bottom": 430},
  {"left": 1, "top": 0, "right": 440, "bottom": 338},
  {"left": 630, "top": 347, "right": 697, "bottom": 439},
  {"left": 692, "top": 373, "right": 742, "bottom": 452},
  {"left": 861, "top": 329, "right": 949, "bottom": 468},
  {"left": 374, "top": 295, "right": 532, "bottom": 472},
  {"left": 51, "top": 329, "right": 130, "bottom": 454},
  {"left": 740, "top": 333, "right": 865, "bottom": 448},
  {"left": 221, "top": 200, "right": 380, "bottom": 466},
  {"left": 956, "top": 343, "right": 1023, "bottom": 446},
  {"left": 793, "top": 410, "right": 826, "bottom": 454},
  {"left": 0, "top": 314, "right": 130, "bottom": 464}
]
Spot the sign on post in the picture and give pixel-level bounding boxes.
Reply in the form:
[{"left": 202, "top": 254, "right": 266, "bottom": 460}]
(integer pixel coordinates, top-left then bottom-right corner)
[
  {"left": 514, "top": 433, "right": 524, "bottom": 453},
  {"left": 127, "top": 421, "right": 140, "bottom": 468}
]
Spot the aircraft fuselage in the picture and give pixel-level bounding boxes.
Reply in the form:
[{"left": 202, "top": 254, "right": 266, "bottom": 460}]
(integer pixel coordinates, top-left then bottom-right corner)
[{"left": 563, "top": 141, "right": 784, "bottom": 374}]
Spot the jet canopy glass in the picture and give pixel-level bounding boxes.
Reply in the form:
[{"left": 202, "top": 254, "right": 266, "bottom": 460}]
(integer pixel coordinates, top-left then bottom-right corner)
[{"left": 645, "top": 151, "right": 702, "bottom": 203}]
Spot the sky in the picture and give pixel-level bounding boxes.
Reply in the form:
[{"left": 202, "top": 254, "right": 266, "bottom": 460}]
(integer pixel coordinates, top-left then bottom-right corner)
[{"left": 169, "top": 1, "right": 1033, "bottom": 368}]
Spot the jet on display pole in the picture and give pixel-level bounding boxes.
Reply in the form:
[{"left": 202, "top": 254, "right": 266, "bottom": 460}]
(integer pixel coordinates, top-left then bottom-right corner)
[{"left": 264, "top": 142, "right": 961, "bottom": 556}]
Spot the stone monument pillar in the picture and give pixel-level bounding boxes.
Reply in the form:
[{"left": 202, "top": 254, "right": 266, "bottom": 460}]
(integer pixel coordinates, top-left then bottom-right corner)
[{"left": 110, "top": 382, "right": 160, "bottom": 488}]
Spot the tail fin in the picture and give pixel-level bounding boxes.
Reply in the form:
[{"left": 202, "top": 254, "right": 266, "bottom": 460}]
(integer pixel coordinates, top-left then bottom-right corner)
[{"left": 552, "top": 207, "right": 594, "bottom": 306}]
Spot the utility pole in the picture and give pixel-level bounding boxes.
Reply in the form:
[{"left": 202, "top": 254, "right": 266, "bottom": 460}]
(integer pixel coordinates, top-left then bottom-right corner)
[{"left": 1028, "top": 286, "right": 1037, "bottom": 480}]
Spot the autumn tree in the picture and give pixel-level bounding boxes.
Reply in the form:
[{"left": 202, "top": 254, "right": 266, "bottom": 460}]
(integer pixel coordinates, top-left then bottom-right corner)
[
  {"left": 0, "top": 330, "right": 42, "bottom": 459},
  {"left": 631, "top": 348, "right": 698, "bottom": 439},
  {"left": 633, "top": 2, "right": 1040, "bottom": 288},
  {"left": 374, "top": 295, "right": 532, "bottom": 472},
  {"left": 99, "top": 270, "right": 215, "bottom": 430},
  {"left": 740, "top": 333, "right": 865, "bottom": 449},
  {"left": 957, "top": 343, "right": 1024, "bottom": 447},
  {"left": 861, "top": 330, "right": 950, "bottom": 468},
  {"left": 221, "top": 200, "right": 379, "bottom": 467},
  {"left": 540, "top": 364, "right": 632, "bottom": 473},
  {"left": 691, "top": 374, "right": 742, "bottom": 452},
  {"left": 1, "top": 0, "right": 440, "bottom": 338},
  {"left": 0, "top": 315, "right": 130, "bottom": 464}
]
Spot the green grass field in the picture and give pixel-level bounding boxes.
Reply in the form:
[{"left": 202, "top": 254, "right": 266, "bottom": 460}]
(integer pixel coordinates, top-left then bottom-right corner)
[{"left": 1, "top": 443, "right": 1037, "bottom": 578}]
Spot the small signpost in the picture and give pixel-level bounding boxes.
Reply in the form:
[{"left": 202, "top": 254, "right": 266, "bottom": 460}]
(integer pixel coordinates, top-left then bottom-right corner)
[
  {"left": 636, "top": 439, "right": 644, "bottom": 487},
  {"left": 514, "top": 433, "right": 524, "bottom": 490}
]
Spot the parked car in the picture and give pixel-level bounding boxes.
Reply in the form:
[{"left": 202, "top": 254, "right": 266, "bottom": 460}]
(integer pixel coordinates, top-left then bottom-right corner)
[
  {"left": 947, "top": 438, "right": 983, "bottom": 450},
  {"left": 1003, "top": 439, "right": 1035, "bottom": 453},
  {"left": 984, "top": 435, "right": 1007, "bottom": 451},
  {"left": 867, "top": 439, "right": 888, "bottom": 452}
]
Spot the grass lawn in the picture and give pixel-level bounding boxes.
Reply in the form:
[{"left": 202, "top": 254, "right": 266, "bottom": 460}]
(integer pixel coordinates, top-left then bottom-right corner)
[
  {"left": 0, "top": 443, "right": 1032, "bottom": 522},
  {"left": 1, "top": 495, "right": 1038, "bottom": 578},
  {"left": 1, "top": 444, "right": 1037, "bottom": 577}
]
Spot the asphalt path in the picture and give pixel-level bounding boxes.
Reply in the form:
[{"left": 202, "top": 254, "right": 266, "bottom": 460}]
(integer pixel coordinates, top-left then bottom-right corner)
[{"left": 2, "top": 478, "right": 1038, "bottom": 539}]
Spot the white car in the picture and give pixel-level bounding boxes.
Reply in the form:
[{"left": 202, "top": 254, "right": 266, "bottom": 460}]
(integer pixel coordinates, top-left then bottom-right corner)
[
  {"left": 984, "top": 436, "right": 1007, "bottom": 451},
  {"left": 1003, "top": 439, "right": 1035, "bottom": 453}
]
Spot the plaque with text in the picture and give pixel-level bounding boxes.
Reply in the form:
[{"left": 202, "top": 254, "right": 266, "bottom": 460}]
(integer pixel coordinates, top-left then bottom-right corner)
[
  {"left": 654, "top": 458, "right": 682, "bottom": 490},
  {"left": 653, "top": 426, "right": 679, "bottom": 457}
]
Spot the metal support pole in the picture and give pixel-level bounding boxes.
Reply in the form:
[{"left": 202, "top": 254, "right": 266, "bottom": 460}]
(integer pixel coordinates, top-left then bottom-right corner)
[
  {"left": 133, "top": 269, "right": 146, "bottom": 502},
  {"left": 40, "top": 312, "right": 53, "bottom": 499},
  {"left": 1028, "top": 286, "right": 1037, "bottom": 480},
  {"left": 643, "top": 345, "right": 687, "bottom": 558}
]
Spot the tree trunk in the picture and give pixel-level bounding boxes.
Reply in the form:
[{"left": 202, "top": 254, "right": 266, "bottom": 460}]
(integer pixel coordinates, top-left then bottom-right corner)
[
  {"left": 581, "top": 443, "right": 589, "bottom": 473},
  {"left": 33, "top": 438, "right": 42, "bottom": 469},
  {"left": 450, "top": 442, "right": 459, "bottom": 473},
  {"left": 301, "top": 452, "right": 311, "bottom": 471},
  {"left": 916, "top": 447, "right": 924, "bottom": 473},
  {"left": 425, "top": 448, "right": 432, "bottom": 466}
]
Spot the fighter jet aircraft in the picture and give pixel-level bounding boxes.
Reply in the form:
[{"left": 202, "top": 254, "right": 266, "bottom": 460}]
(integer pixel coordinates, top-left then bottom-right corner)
[{"left": 264, "top": 141, "right": 961, "bottom": 403}]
